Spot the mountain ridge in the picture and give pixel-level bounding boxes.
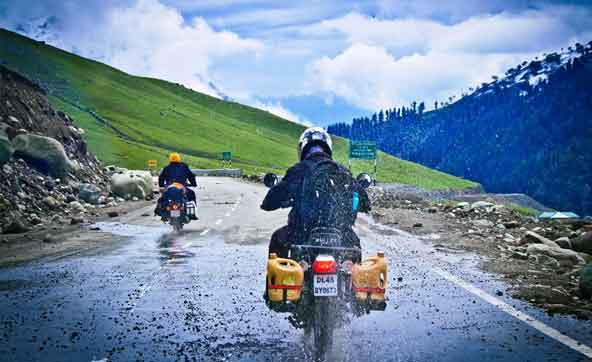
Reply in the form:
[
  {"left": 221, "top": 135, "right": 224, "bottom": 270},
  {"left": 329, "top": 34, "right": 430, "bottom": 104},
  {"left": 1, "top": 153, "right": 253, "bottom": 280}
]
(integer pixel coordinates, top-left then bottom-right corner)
[{"left": 329, "top": 40, "right": 592, "bottom": 215}]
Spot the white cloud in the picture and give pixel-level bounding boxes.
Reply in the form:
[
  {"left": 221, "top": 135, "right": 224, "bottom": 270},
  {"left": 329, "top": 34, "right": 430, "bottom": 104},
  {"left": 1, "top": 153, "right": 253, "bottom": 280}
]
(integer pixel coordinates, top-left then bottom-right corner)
[
  {"left": 311, "top": 43, "right": 529, "bottom": 110},
  {"left": 308, "top": 8, "right": 592, "bottom": 110},
  {"left": 251, "top": 100, "right": 313, "bottom": 126},
  {"left": 97, "top": 0, "right": 263, "bottom": 96}
]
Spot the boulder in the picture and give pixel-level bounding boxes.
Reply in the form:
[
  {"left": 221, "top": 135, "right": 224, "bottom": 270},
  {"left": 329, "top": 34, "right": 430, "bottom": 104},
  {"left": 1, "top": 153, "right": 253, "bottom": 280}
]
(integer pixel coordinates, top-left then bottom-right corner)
[
  {"left": 471, "top": 201, "right": 495, "bottom": 209},
  {"left": 520, "top": 231, "right": 560, "bottom": 248},
  {"left": 503, "top": 221, "right": 521, "bottom": 229},
  {"left": 78, "top": 183, "right": 102, "bottom": 205},
  {"left": 526, "top": 243, "right": 585, "bottom": 268},
  {"left": 472, "top": 219, "right": 494, "bottom": 228},
  {"left": 0, "top": 133, "right": 13, "bottom": 165},
  {"left": 68, "top": 201, "right": 86, "bottom": 213},
  {"left": 555, "top": 237, "right": 572, "bottom": 249},
  {"left": 110, "top": 170, "right": 153, "bottom": 200},
  {"left": 571, "top": 232, "right": 592, "bottom": 255},
  {"left": 11, "top": 134, "right": 76, "bottom": 177},
  {"left": 43, "top": 196, "right": 60, "bottom": 209},
  {"left": 580, "top": 264, "right": 592, "bottom": 299}
]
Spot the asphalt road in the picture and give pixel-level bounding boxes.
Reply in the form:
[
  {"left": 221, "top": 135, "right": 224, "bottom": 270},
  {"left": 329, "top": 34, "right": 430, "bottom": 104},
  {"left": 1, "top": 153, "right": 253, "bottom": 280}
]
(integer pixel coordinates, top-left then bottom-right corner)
[{"left": 1, "top": 177, "right": 592, "bottom": 362}]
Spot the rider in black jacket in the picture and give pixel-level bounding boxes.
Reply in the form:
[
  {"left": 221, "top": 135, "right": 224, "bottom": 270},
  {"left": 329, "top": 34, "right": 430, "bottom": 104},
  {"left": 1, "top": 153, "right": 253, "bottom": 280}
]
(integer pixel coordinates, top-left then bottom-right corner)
[
  {"left": 155, "top": 153, "right": 197, "bottom": 219},
  {"left": 261, "top": 128, "right": 370, "bottom": 257}
]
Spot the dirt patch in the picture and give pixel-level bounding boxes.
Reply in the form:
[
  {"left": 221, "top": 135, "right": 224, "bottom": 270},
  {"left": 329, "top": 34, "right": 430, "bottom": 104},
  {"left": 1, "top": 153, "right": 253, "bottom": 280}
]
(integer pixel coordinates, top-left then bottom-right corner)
[{"left": 0, "top": 199, "right": 152, "bottom": 268}]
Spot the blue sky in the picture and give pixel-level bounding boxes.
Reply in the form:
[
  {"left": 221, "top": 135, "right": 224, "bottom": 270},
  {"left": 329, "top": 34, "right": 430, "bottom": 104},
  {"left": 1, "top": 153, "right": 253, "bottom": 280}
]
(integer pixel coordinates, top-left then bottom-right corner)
[{"left": 1, "top": 0, "right": 591, "bottom": 126}]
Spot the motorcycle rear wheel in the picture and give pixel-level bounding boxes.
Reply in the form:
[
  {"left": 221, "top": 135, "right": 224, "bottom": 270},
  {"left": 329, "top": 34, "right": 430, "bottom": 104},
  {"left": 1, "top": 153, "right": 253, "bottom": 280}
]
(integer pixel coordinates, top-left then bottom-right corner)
[
  {"left": 171, "top": 218, "right": 183, "bottom": 232},
  {"left": 312, "top": 298, "right": 334, "bottom": 361}
]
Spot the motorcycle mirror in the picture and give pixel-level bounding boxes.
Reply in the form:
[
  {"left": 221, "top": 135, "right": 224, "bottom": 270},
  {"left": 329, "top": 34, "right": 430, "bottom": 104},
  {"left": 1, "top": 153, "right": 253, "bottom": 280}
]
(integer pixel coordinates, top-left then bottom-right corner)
[
  {"left": 356, "top": 173, "right": 373, "bottom": 189},
  {"left": 263, "top": 173, "right": 279, "bottom": 188}
]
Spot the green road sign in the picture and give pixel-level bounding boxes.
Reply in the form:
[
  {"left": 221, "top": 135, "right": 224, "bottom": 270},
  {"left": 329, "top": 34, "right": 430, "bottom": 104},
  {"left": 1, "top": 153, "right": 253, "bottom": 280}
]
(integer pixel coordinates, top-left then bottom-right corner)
[
  {"left": 222, "top": 151, "right": 232, "bottom": 161},
  {"left": 349, "top": 141, "right": 376, "bottom": 160}
]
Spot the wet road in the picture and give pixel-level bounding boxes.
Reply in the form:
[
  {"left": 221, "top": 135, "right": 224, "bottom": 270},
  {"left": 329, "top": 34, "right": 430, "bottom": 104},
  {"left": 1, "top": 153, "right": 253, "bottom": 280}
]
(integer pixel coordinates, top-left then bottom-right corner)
[{"left": 1, "top": 177, "right": 592, "bottom": 362}]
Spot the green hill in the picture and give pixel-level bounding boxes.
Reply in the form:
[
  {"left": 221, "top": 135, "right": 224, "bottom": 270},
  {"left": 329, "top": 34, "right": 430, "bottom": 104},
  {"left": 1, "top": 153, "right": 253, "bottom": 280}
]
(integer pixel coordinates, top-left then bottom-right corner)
[{"left": 0, "top": 28, "right": 477, "bottom": 189}]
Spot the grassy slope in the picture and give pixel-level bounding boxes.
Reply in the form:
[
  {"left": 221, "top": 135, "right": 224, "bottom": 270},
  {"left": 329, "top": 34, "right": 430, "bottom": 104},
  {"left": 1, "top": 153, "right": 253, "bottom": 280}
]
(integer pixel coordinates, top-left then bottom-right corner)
[{"left": 0, "top": 29, "right": 477, "bottom": 189}]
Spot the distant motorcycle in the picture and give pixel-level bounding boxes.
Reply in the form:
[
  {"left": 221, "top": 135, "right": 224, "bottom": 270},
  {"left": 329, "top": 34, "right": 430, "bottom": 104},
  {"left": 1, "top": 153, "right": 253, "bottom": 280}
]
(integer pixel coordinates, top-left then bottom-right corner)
[
  {"left": 159, "top": 183, "right": 196, "bottom": 232},
  {"left": 263, "top": 170, "right": 387, "bottom": 360}
]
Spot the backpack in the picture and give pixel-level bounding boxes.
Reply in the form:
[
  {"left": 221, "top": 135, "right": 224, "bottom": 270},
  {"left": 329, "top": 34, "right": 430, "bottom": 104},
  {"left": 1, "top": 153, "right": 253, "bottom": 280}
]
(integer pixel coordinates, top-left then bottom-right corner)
[{"left": 297, "top": 160, "right": 357, "bottom": 237}]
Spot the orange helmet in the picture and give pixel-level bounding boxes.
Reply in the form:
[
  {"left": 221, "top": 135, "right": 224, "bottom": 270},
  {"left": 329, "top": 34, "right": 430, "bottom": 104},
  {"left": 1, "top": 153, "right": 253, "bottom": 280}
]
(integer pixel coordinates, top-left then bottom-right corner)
[{"left": 169, "top": 152, "right": 181, "bottom": 163}]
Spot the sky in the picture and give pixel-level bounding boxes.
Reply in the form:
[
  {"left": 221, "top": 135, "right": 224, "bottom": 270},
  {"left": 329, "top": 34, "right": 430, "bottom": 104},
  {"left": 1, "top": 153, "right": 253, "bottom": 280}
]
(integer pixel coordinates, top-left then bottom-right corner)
[{"left": 1, "top": 0, "right": 591, "bottom": 126}]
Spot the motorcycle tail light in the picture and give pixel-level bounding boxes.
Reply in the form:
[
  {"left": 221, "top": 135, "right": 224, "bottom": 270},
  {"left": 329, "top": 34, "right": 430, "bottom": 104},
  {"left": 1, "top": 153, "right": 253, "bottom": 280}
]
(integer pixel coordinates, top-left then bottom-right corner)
[
  {"left": 341, "top": 260, "right": 354, "bottom": 274},
  {"left": 312, "top": 255, "right": 337, "bottom": 274},
  {"left": 298, "top": 260, "right": 309, "bottom": 272}
]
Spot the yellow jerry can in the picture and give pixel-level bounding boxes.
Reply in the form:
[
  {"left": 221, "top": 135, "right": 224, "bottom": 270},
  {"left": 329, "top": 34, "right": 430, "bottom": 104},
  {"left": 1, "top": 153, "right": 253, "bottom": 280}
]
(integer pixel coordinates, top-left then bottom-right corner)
[
  {"left": 352, "top": 251, "right": 388, "bottom": 301},
  {"left": 266, "top": 253, "right": 304, "bottom": 302}
]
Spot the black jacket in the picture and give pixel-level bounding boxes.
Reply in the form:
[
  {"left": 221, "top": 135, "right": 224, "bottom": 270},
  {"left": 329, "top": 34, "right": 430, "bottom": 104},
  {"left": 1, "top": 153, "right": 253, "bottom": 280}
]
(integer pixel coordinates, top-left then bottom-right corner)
[
  {"left": 158, "top": 162, "right": 197, "bottom": 188},
  {"left": 261, "top": 152, "right": 370, "bottom": 228}
]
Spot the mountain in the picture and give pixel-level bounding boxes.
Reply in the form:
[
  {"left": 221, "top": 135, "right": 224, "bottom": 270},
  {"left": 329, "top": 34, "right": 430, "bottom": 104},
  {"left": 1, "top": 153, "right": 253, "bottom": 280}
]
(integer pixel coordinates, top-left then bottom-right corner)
[
  {"left": 329, "top": 41, "right": 592, "bottom": 215},
  {"left": 0, "top": 28, "right": 476, "bottom": 189}
]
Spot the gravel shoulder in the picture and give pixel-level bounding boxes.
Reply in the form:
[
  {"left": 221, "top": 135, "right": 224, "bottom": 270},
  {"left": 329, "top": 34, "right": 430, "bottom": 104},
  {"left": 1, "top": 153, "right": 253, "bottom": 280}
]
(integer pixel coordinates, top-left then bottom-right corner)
[{"left": 370, "top": 188, "right": 592, "bottom": 319}]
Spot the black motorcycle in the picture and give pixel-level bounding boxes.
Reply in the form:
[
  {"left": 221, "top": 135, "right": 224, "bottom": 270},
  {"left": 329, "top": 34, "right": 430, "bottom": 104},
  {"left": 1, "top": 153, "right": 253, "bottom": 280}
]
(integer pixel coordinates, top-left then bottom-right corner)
[
  {"left": 159, "top": 183, "right": 195, "bottom": 232},
  {"left": 263, "top": 172, "right": 382, "bottom": 360}
]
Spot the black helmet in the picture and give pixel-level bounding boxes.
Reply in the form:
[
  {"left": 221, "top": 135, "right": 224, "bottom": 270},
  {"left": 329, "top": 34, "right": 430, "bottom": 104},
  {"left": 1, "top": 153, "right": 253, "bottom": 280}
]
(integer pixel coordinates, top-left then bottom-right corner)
[{"left": 298, "top": 127, "right": 333, "bottom": 160}]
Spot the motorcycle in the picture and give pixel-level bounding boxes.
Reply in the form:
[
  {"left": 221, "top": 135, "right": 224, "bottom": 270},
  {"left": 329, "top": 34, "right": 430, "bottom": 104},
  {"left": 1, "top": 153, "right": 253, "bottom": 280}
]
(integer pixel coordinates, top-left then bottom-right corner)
[
  {"left": 263, "top": 172, "right": 386, "bottom": 360},
  {"left": 159, "top": 182, "right": 196, "bottom": 232}
]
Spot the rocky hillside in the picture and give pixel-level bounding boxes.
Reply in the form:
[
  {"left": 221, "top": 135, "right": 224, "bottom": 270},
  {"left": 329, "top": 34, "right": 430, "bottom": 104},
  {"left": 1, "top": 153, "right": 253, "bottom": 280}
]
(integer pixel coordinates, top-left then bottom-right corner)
[
  {"left": 329, "top": 41, "right": 592, "bottom": 216},
  {"left": 0, "top": 65, "right": 109, "bottom": 233}
]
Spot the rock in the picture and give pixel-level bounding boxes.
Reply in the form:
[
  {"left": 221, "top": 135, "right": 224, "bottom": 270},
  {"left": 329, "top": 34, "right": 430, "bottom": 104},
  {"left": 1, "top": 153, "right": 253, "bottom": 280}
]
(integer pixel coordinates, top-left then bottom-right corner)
[
  {"left": 107, "top": 211, "right": 119, "bottom": 218},
  {"left": 78, "top": 183, "right": 102, "bottom": 204},
  {"left": 427, "top": 207, "right": 438, "bottom": 213},
  {"left": 496, "top": 224, "right": 506, "bottom": 230},
  {"left": 503, "top": 221, "right": 521, "bottom": 229},
  {"left": 70, "top": 216, "right": 85, "bottom": 225},
  {"left": 511, "top": 251, "right": 529, "bottom": 260},
  {"left": 2, "top": 164, "right": 13, "bottom": 174},
  {"left": 2, "top": 219, "right": 29, "bottom": 234},
  {"left": 413, "top": 223, "right": 423, "bottom": 228},
  {"left": 471, "top": 201, "right": 495, "bottom": 209},
  {"left": 42, "top": 233, "right": 56, "bottom": 243},
  {"left": 580, "top": 264, "right": 592, "bottom": 299},
  {"left": 546, "top": 304, "right": 572, "bottom": 314},
  {"left": 520, "top": 231, "right": 560, "bottom": 248},
  {"left": 132, "top": 196, "right": 139, "bottom": 202},
  {"left": 472, "top": 219, "right": 494, "bottom": 228},
  {"left": 0, "top": 132, "right": 13, "bottom": 165},
  {"left": 526, "top": 244, "right": 585, "bottom": 268},
  {"left": 520, "top": 285, "right": 572, "bottom": 304},
  {"left": 12, "top": 134, "right": 77, "bottom": 178},
  {"left": 29, "top": 214, "right": 42, "bottom": 225},
  {"left": 455, "top": 202, "right": 470, "bottom": 210},
  {"left": 571, "top": 232, "right": 592, "bottom": 255},
  {"left": 68, "top": 201, "right": 86, "bottom": 213},
  {"left": 555, "top": 237, "right": 572, "bottom": 249},
  {"left": 111, "top": 170, "right": 153, "bottom": 200},
  {"left": 43, "top": 196, "right": 60, "bottom": 209}
]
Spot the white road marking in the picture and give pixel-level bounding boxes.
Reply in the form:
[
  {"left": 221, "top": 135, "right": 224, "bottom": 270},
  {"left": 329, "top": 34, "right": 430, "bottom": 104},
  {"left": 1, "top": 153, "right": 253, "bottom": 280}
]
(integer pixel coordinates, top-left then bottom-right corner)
[
  {"left": 200, "top": 229, "right": 210, "bottom": 236},
  {"left": 215, "top": 219, "right": 222, "bottom": 225},
  {"left": 358, "top": 213, "right": 592, "bottom": 358},
  {"left": 434, "top": 267, "right": 592, "bottom": 358},
  {"left": 129, "top": 266, "right": 163, "bottom": 314},
  {"left": 224, "top": 212, "right": 231, "bottom": 217}
]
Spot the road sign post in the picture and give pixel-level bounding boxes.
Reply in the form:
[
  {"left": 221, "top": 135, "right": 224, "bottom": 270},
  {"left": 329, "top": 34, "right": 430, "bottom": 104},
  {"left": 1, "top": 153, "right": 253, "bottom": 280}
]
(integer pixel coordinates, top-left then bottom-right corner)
[
  {"left": 348, "top": 141, "right": 377, "bottom": 184},
  {"left": 221, "top": 151, "right": 232, "bottom": 168}
]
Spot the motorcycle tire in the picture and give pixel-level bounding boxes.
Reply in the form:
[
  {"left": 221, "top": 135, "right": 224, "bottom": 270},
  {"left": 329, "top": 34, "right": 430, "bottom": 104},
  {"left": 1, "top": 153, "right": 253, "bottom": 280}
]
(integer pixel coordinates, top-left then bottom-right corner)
[
  {"left": 171, "top": 218, "right": 183, "bottom": 233},
  {"left": 312, "top": 298, "right": 334, "bottom": 361}
]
